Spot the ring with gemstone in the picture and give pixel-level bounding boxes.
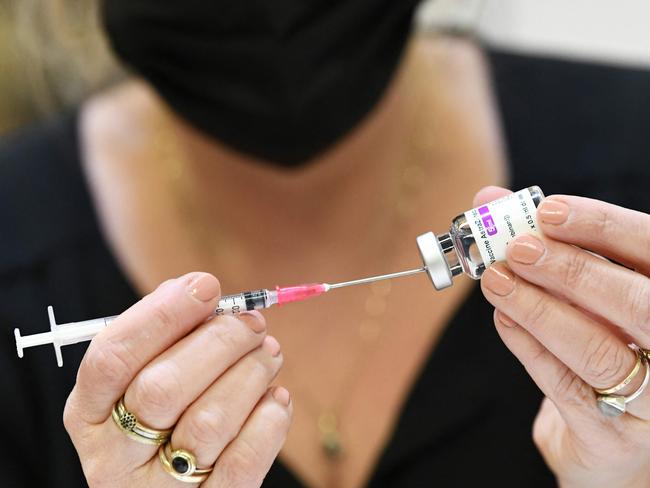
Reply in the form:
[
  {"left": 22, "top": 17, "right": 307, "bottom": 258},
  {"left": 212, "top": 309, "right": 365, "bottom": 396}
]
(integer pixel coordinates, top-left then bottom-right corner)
[
  {"left": 159, "top": 442, "right": 213, "bottom": 483},
  {"left": 596, "top": 354, "right": 650, "bottom": 417},
  {"left": 111, "top": 396, "right": 173, "bottom": 445}
]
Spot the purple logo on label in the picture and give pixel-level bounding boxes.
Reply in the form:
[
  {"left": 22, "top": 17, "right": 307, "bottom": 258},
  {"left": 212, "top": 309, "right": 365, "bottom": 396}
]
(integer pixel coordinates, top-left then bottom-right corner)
[{"left": 479, "top": 205, "right": 497, "bottom": 236}]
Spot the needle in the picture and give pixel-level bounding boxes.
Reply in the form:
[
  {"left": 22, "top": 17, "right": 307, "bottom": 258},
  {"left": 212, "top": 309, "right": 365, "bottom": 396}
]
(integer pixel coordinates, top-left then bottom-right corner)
[{"left": 325, "top": 267, "right": 427, "bottom": 290}]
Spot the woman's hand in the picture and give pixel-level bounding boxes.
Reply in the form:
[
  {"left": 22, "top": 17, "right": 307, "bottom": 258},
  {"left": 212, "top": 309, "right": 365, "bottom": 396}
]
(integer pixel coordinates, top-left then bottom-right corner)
[
  {"left": 63, "top": 272, "right": 292, "bottom": 487},
  {"left": 476, "top": 187, "right": 650, "bottom": 488}
]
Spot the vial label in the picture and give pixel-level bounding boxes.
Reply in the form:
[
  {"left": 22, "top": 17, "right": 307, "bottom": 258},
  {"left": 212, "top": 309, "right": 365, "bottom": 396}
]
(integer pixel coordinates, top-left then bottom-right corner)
[{"left": 464, "top": 188, "right": 541, "bottom": 267}]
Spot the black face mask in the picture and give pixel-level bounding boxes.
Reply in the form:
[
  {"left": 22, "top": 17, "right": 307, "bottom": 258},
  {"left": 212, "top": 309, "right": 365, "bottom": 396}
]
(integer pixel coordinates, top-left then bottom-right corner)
[{"left": 101, "top": 0, "right": 419, "bottom": 166}]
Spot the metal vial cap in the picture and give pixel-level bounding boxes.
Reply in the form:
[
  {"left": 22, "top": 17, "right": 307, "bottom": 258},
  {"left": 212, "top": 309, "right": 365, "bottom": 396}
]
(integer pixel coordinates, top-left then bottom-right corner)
[{"left": 416, "top": 232, "right": 453, "bottom": 291}]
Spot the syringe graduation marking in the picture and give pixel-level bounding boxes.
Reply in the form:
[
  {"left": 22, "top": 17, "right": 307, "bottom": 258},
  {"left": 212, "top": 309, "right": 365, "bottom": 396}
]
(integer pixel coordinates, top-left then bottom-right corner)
[{"left": 215, "top": 289, "right": 269, "bottom": 315}]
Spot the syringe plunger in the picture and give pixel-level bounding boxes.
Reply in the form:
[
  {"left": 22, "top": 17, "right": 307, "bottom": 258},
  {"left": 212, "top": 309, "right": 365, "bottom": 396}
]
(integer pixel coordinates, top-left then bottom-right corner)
[{"left": 14, "top": 306, "right": 116, "bottom": 367}]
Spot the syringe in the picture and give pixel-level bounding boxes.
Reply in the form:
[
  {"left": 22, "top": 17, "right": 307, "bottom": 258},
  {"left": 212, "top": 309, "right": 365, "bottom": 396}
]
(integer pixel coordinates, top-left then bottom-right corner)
[{"left": 14, "top": 268, "right": 426, "bottom": 367}]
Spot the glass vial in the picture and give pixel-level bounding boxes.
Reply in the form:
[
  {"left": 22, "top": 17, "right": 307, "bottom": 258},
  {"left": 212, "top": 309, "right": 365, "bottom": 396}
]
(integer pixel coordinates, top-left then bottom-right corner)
[{"left": 416, "top": 186, "right": 545, "bottom": 290}]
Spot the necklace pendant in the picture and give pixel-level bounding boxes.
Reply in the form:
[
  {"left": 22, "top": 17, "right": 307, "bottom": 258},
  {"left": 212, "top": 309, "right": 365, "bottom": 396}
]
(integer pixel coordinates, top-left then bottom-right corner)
[
  {"left": 322, "top": 430, "right": 343, "bottom": 459},
  {"left": 318, "top": 411, "right": 343, "bottom": 459}
]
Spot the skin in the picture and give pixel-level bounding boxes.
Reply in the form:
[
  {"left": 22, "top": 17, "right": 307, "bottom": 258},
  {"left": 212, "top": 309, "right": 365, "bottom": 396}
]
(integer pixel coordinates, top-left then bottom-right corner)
[{"left": 62, "top": 35, "right": 650, "bottom": 487}]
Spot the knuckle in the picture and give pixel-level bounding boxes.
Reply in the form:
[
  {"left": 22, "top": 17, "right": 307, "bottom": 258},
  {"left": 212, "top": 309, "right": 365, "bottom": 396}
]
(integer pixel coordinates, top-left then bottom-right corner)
[
  {"left": 201, "top": 319, "right": 226, "bottom": 340},
  {"left": 203, "top": 318, "right": 241, "bottom": 351},
  {"left": 220, "top": 437, "right": 265, "bottom": 486},
  {"left": 587, "top": 206, "right": 615, "bottom": 241},
  {"left": 528, "top": 343, "right": 550, "bottom": 367},
  {"left": 581, "top": 334, "right": 628, "bottom": 387},
  {"left": 248, "top": 354, "right": 281, "bottom": 382},
  {"left": 258, "top": 400, "right": 293, "bottom": 435},
  {"left": 131, "top": 362, "right": 183, "bottom": 418},
  {"left": 82, "top": 341, "right": 134, "bottom": 390},
  {"left": 561, "top": 249, "right": 591, "bottom": 290},
  {"left": 521, "top": 293, "right": 552, "bottom": 330},
  {"left": 266, "top": 404, "right": 292, "bottom": 432},
  {"left": 149, "top": 299, "right": 179, "bottom": 332},
  {"left": 186, "top": 405, "right": 237, "bottom": 447},
  {"left": 553, "top": 366, "right": 593, "bottom": 407},
  {"left": 627, "top": 277, "right": 650, "bottom": 335}
]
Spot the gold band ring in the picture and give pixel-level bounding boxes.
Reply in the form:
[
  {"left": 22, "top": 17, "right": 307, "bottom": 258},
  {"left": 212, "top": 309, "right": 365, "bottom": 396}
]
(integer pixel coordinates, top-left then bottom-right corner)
[
  {"left": 593, "top": 348, "right": 643, "bottom": 395},
  {"left": 159, "top": 442, "right": 213, "bottom": 483},
  {"left": 596, "top": 355, "right": 650, "bottom": 417},
  {"left": 111, "top": 396, "right": 172, "bottom": 445}
]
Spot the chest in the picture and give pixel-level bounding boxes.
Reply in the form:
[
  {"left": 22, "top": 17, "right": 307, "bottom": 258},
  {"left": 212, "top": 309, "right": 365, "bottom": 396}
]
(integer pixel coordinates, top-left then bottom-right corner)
[{"left": 267, "top": 277, "right": 475, "bottom": 488}]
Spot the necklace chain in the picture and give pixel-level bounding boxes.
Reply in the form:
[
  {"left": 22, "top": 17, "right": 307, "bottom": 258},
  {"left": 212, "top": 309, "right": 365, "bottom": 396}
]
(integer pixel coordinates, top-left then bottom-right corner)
[
  {"left": 291, "top": 277, "right": 395, "bottom": 459},
  {"left": 285, "top": 55, "right": 437, "bottom": 460}
]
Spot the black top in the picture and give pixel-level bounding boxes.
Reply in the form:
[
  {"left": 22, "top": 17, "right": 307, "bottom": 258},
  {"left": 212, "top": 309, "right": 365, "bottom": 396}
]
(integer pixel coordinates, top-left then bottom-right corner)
[{"left": 2, "top": 50, "right": 650, "bottom": 488}]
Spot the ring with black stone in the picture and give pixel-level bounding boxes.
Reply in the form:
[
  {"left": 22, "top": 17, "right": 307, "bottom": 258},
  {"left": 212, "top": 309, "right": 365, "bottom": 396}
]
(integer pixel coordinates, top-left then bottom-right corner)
[{"left": 159, "top": 442, "right": 213, "bottom": 483}]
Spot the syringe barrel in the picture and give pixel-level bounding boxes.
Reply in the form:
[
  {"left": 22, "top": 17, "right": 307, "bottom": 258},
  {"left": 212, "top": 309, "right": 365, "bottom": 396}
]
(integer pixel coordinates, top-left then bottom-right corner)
[
  {"left": 16, "top": 316, "right": 116, "bottom": 352},
  {"left": 215, "top": 289, "right": 273, "bottom": 315},
  {"left": 55, "top": 317, "right": 116, "bottom": 345}
]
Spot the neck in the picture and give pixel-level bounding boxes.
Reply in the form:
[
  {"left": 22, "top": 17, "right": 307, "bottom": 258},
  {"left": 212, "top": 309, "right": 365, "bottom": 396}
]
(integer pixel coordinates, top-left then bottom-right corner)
[
  {"left": 167, "top": 43, "right": 429, "bottom": 282},
  {"left": 172, "top": 97, "right": 409, "bottom": 257}
]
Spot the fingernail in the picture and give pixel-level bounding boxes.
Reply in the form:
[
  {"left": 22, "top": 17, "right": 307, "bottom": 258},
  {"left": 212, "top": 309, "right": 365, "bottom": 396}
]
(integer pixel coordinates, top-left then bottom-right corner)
[
  {"left": 240, "top": 311, "right": 266, "bottom": 333},
  {"left": 510, "top": 235, "right": 545, "bottom": 264},
  {"left": 262, "top": 335, "right": 281, "bottom": 357},
  {"left": 482, "top": 266, "right": 515, "bottom": 296},
  {"left": 538, "top": 200, "right": 569, "bottom": 225},
  {"left": 496, "top": 310, "right": 517, "bottom": 328},
  {"left": 188, "top": 273, "right": 221, "bottom": 302},
  {"left": 272, "top": 386, "right": 291, "bottom": 407}
]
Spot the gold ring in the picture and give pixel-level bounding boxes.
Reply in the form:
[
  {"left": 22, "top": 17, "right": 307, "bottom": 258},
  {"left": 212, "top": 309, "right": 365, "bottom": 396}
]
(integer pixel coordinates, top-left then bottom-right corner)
[
  {"left": 111, "top": 396, "right": 172, "bottom": 445},
  {"left": 593, "top": 348, "right": 643, "bottom": 395},
  {"left": 159, "top": 442, "right": 213, "bottom": 483},
  {"left": 639, "top": 348, "right": 650, "bottom": 362},
  {"left": 597, "top": 355, "right": 650, "bottom": 417}
]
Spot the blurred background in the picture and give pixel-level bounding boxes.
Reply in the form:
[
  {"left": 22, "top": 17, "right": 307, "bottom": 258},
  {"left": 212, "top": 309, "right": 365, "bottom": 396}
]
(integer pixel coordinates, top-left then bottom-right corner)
[
  {"left": 1, "top": 0, "right": 649, "bottom": 135},
  {"left": 418, "top": 0, "right": 650, "bottom": 67},
  {"left": 0, "top": 0, "right": 119, "bottom": 134}
]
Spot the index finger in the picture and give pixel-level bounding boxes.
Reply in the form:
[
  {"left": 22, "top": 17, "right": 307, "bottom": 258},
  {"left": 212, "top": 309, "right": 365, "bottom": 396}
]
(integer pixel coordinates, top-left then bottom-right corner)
[
  {"left": 70, "top": 272, "right": 221, "bottom": 424},
  {"left": 537, "top": 195, "right": 650, "bottom": 275}
]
